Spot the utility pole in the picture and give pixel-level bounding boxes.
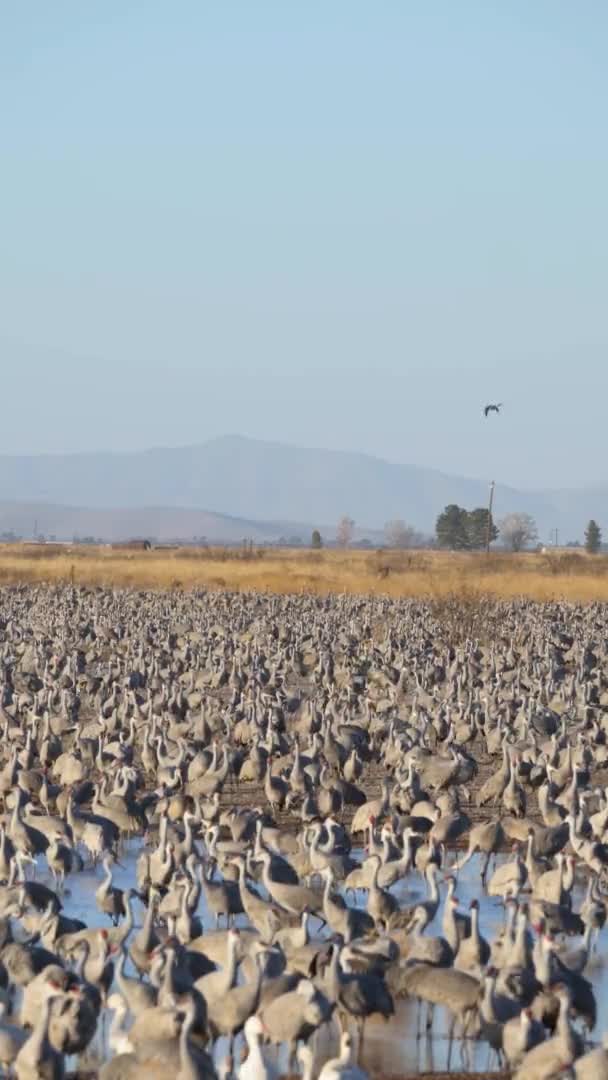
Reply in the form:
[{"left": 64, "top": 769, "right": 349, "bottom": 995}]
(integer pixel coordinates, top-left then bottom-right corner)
[{"left": 486, "top": 480, "right": 495, "bottom": 554}]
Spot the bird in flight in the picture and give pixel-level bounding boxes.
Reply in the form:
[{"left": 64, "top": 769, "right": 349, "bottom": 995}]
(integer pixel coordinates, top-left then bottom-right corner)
[{"left": 484, "top": 402, "right": 503, "bottom": 417}]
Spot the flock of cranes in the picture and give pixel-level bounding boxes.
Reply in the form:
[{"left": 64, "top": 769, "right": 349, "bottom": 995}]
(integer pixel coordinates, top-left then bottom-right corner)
[{"left": 0, "top": 585, "right": 605, "bottom": 1078}]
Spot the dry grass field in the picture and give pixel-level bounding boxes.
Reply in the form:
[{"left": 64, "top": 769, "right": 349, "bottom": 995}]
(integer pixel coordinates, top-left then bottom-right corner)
[{"left": 1, "top": 543, "right": 608, "bottom": 602}]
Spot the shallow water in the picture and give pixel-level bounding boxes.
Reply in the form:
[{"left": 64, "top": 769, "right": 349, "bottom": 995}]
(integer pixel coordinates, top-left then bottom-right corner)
[
  {"left": 366, "top": 853, "right": 608, "bottom": 1074},
  {"left": 25, "top": 845, "right": 608, "bottom": 1074}
]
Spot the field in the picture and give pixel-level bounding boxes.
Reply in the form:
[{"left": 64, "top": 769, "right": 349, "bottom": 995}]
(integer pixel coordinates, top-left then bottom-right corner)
[
  {"left": 1, "top": 542, "right": 608, "bottom": 601},
  {"left": 0, "top": 574, "right": 605, "bottom": 1076}
]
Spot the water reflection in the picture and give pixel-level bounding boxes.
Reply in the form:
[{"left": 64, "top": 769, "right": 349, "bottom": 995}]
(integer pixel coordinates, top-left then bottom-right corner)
[{"left": 26, "top": 844, "right": 608, "bottom": 1074}]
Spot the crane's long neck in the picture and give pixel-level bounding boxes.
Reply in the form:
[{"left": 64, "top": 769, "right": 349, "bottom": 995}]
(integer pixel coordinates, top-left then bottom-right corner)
[
  {"left": 110, "top": 1001, "right": 129, "bottom": 1046},
  {"left": 121, "top": 892, "right": 134, "bottom": 936},
  {"left": 411, "top": 912, "right": 425, "bottom": 940},
  {"left": 343, "top": 1038, "right": 357, "bottom": 1066},
  {"left": 161, "top": 949, "right": 177, "bottom": 997},
  {"left": 224, "top": 936, "right": 238, "bottom": 989},
  {"left": 140, "top": 897, "right": 156, "bottom": 947},
  {"left": 27, "top": 992, "right": 55, "bottom": 1066},
  {"left": 480, "top": 974, "right": 496, "bottom": 1021},
  {"left": 261, "top": 855, "right": 272, "bottom": 893},
  {"left": 179, "top": 1006, "right": 197, "bottom": 1073},
  {"left": 116, "top": 951, "right": 130, "bottom": 997},
  {"left": 471, "top": 905, "right": 479, "bottom": 941},
  {"left": 556, "top": 992, "right": 575, "bottom": 1056},
  {"left": 536, "top": 937, "right": 552, "bottom": 986}
]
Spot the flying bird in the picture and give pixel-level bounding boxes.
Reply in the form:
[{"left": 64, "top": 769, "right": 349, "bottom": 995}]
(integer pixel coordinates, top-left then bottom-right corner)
[{"left": 484, "top": 402, "right": 503, "bottom": 417}]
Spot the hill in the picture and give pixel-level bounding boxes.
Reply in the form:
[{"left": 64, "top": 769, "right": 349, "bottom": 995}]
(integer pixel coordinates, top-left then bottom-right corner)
[
  {"left": 0, "top": 500, "right": 307, "bottom": 544},
  {"left": 0, "top": 435, "right": 601, "bottom": 540}
]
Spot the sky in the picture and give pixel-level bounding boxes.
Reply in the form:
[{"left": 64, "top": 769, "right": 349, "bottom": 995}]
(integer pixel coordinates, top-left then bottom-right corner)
[{"left": 1, "top": 2, "right": 607, "bottom": 489}]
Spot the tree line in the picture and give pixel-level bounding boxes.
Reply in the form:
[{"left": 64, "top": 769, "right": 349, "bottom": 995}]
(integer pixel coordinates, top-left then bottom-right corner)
[
  {"left": 434, "top": 508, "right": 603, "bottom": 553},
  {"left": 435, "top": 506, "right": 538, "bottom": 551},
  {"left": 315, "top": 512, "right": 604, "bottom": 552},
  {"left": 438, "top": 507, "right": 604, "bottom": 552}
]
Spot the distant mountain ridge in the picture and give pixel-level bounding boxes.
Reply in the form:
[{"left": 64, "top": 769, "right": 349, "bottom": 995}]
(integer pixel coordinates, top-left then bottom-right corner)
[
  {"left": 0, "top": 435, "right": 602, "bottom": 541},
  {"left": 0, "top": 499, "right": 323, "bottom": 544}
]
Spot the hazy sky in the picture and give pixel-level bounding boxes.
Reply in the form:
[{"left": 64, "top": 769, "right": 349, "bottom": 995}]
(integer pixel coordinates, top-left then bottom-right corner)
[{"left": 2, "top": 3, "right": 607, "bottom": 489}]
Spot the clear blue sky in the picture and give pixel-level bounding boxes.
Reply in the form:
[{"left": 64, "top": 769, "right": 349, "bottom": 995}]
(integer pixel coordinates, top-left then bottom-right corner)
[{"left": 1, "top": 2, "right": 607, "bottom": 489}]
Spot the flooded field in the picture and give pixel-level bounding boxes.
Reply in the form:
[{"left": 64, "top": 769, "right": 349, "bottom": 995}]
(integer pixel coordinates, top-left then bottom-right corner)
[
  {"left": 25, "top": 840, "right": 606, "bottom": 1077},
  {"left": 0, "top": 584, "right": 607, "bottom": 1078}
]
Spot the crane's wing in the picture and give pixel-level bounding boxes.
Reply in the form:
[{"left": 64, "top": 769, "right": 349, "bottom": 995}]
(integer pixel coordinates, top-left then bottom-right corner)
[{"left": 484, "top": 405, "right": 491, "bottom": 417}]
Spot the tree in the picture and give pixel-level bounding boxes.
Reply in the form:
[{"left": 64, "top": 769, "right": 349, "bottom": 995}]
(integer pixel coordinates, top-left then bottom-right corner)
[
  {"left": 499, "top": 512, "right": 539, "bottom": 552},
  {"left": 311, "top": 529, "right": 323, "bottom": 549},
  {"left": 384, "top": 519, "right": 422, "bottom": 549},
  {"left": 466, "top": 508, "right": 498, "bottom": 550},
  {"left": 435, "top": 504, "right": 469, "bottom": 550},
  {"left": 585, "top": 519, "right": 602, "bottom": 554},
  {"left": 336, "top": 515, "right": 355, "bottom": 548}
]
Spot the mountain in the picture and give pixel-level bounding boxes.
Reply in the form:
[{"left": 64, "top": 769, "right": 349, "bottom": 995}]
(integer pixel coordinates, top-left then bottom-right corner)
[
  {"left": 0, "top": 435, "right": 601, "bottom": 540},
  {"left": 0, "top": 500, "right": 313, "bottom": 544}
]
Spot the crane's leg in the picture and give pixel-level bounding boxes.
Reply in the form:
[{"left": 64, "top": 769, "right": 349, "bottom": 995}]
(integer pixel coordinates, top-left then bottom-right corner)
[
  {"left": 460, "top": 1017, "right": 471, "bottom": 1069},
  {"left": 425, "top": 1002, "right": 434, "bottom": 1033},
  {"left": 358, "top": 1017, "right": 365, "bottom": 1055},
  {"left": 289, "top": 1040, "right": 297, "bottom": 1073},
  {"left": 447, "top": 1015, "right": 456, "bottom": 1071}
]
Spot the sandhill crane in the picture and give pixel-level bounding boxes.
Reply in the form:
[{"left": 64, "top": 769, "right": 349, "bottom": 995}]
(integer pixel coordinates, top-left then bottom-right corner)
[
  {"left": 400, "top": 963, "right": 479, "bottom": 1059},
  {"left": 259, "top": 979, "right": 331, "bottom": 1065},
  {"left": 258, "top": 851, "right": 322, "bottom": 918},
  {"left": 454, "top": 819, "right": 505, "bottom": 882},
  {"left": 96, "top": 856, "right": 126, "bottom": 925},
  {"left": 487, "top": 846, "right": 527, "bottom": 899},
  {"left": 4, "top": 563, "right": 608, "bottom": 1080},
  {"left": 14, "top": 985, "right": 64, "bottom": 1080},
  {"left": 0, "top": 1003, "right": 28, "bottom": 1070},
  {"left": 322, "top": 944, "right": 393, "bottom": 1036},
  {"left": 442, "top": 877, "right": 471, "bottom": 950},
  {"left": 200, "top": 860, "right": 243, "bottom": 928},
  {"left": 502, "top": 1008, "right": 545, "bottom": 1070},
  {"left": 573, "top": 1035, "right": 608, "bottom": 1080},
  {"left": 351, "top": 779, "right": 391, "bottom": 835},
  {"left": 366, "top": 856, "right": 398, "bottom": 925},
  {"left": 206, "top": 949, "right": 265, "bottom": 1041},
  {"left": 513, "top": 985, "right": 581, "bottom": 1080},
  {"left": 455, "top": 900, "right": 490, "bottom": 973},
  {"left": 194, "top": 927, "right": 240, "bottom": 1001},
  {"left": 398, "top": 906, "right": 453, "bottom": 968},
  {"left": 320, "top": 867, "right": 374, "bottom": 942}
]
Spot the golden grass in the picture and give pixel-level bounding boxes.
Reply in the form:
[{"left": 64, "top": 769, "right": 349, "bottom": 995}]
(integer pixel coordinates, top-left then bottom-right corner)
[{"left": 0, "top": 544, "right": 607, "bottom": 602}]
